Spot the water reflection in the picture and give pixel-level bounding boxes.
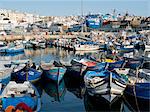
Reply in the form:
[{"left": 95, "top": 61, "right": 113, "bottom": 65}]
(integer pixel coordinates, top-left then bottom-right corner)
[
  {"left": 42, "top": 79, "right": 66, "bottom": 102},
  {"left": 84, "top": 90, "right": 123, "bottom": 112},
  {"left": 0, "top": 46, "right": 149, "bottom": 111},
  {"left": 64, "top": 72, "right": 85, "bottom": 99}
]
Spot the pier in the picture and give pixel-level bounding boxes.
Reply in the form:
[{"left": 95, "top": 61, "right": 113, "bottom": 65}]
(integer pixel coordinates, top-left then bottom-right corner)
[{"left": 0, "top": 34, "right": 78, "bottom": 41}]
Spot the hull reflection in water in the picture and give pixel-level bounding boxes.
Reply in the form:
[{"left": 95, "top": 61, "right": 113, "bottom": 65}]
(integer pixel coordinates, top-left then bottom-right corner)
[
  {"left": 84, "top": 90, "right": 123, "bottom": 112},
  {"left": 123, "top": 83, "right": 150, "bottom": 112},
  {"left": 64, "top": 72, "right": 85, "bottom": 99},
  {"left": 43, "top": 79, "right": 66, "bottom": 102}
]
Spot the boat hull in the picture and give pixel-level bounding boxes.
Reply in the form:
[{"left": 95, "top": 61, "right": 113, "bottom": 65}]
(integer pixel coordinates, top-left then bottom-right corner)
[
  {"left": 0, "top": 81, "right": 41, "bottom": 111},
  {"left": 11, "top": 68, "right": 42, "bottom": 83},
  {"left": 84, "top": 70, "right": 127, "bottom": 103},
  {"left": 74, "top": 44, "right": 99, "bottom": 51},
  {"left": 6, "top": 48, "right": 24, "bottom": 53},
  {"left": 44, "top": 67, "right": 66, "bottom": 84},
  {"left": 124, "top": 83, "right": 150, "bottom": 111}
]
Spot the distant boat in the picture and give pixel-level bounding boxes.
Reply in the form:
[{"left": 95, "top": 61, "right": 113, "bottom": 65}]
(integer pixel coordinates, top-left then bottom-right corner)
[
  {"left": 41, "top": 61, "right": 66, "bottom": 84},
  {"left": 5, "top": 44, "right": 24, "bottom": 53},
  {"left": 0, "top": 46, "right": 8, "bottom": 53},
  {"left": 30, "top": 39, "right": 46, "bottom": 48},
  {"left": 118, "top": 45, "right": 134, "bottom": 53},
  {"left": 145, "top": 44, "right": 150, "bottom": 51},
  {"left": 86, "top": 14, "right": 102, "bottom": 29},
  {"left": 111, "top": 21, "right": 121, "bottom": 28},
  {"left": 0, "top": 81, "right": 41, "bottom": 112},
  {"left": 74, "top": 42, "right": 99, "bottom": 51}
]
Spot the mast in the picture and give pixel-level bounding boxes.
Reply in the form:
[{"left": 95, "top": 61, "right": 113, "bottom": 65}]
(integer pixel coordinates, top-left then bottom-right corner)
[{"left": 81, "top": 0, "right": 84, "bottom": 33}]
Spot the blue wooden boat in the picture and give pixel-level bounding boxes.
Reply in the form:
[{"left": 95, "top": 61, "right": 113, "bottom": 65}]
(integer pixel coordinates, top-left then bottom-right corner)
[
  {"left": 0, "top": 46, "right": 7, "bottom": 53},
  {"left": 124, "top": 83, "right": 150, "bottom": 111},
  {"left": 123, "top": 58, "right": 150, "bottom": 111},
  {"left": 41, "top": 61, "right": 66, "bottom": 84},
  {"left": 0, "top": 81, "right": 41, "bottom": 111},
  {"left": 0, "top": 69, "right": 12, "bottom": 85},
  {"left": 11, "top": 66, "right": 42, "bottom": 83},
  {"left": 124, "top": 58, "right": 144, "bottom": 69},
  {"left": 5, "top": 45, "right": 24, "bottom": 53},
  {"left": 43, "top": 79, "right": 66, "bottom": 102},
  {"left": 118, "top": 46, "right": 134, "bottom": 53},
  {"left": 84, "top": 60, "right": 128, "bottom": 103}
]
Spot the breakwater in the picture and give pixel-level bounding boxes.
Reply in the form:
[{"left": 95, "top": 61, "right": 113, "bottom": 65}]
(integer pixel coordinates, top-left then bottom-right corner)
[{"left": 0, "top": 34, "right": 78, "bottom": 41}]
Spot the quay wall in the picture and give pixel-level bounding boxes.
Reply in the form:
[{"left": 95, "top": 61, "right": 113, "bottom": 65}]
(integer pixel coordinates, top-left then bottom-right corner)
[{"left": 0, "top": 34, "right": 77, "bottom": 41}]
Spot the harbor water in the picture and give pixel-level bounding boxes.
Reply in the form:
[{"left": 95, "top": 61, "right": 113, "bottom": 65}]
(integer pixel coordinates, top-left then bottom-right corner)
[{"left": 0, "top": 46, "right": 149, "bottom": 112}]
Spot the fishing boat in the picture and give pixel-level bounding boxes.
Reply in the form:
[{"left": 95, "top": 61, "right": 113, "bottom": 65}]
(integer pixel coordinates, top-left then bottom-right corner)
[
  {"left": 84, "top": 60, "right": 128, "bottom": 103},
  {"left": 11, "top": 59, "right": 30, "bottom": 65},
  {"left": 118, "top": 45, "right": 134, "bottom": 53},
  {"left": 0, "top": 60, "right": 13, "bottom": 85},
  {"left": 0, "top": 69, "right": 12, "bottom": 85},
  {"left": 11, "top": 60, "right": 42, "bottom": 83},
  {"left": 5, "top": 44, "right": 24, "bottom": 53},
  {"left": 124, "top": 60, "right": 150, "bottom": 111},
  {"left": 30, "top": 39, "right": 46, "bottom": 48},
  {"left": 74, "top": 42, "right": 99, "bottom": 51},
  {"left": 145, "top": 44, "right": 150, "bottom": 51},
  {"left": 65, "top": 58, "right": 97, "bottom": 78},
  {"left": 71, "top": 58, "right": 97, "bottom": 67},
  {"left": 0, "top": 41, "right": 6, "bottom": 47},
  {"left": 0, "top": 81, "right": 41, "bottom": 111},
  {"left": 23, "top": 40, "right": 33, "bottom": 48},
  {"left": 85, "top": 14, "right": 102, "bottom": 29},
  {"left": 0, "top": 46, "right": 8, "bottom": 53},
  {"left": 41, "top": 61, "right": 66, "bottom": 84},
  {"left": 43, "top": 79, "right": 66, "bottom": 102},
  {"left": 11, "top": 64, "right": 42, "bottom": 83}
]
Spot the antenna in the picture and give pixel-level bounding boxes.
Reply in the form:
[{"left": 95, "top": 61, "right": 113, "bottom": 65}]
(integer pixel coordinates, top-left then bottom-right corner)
[
  {"left": 81, "top": 0, "right": 84, "bottom": 33},
  {"left": 81, "top": 0, "right": 83, "bottom": 17}
]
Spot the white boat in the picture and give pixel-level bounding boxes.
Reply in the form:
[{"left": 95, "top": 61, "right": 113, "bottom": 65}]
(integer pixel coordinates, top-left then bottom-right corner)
[
  {"left": 11, "top": 59, "right": 30, "bottom": 65},
  {"left": 30, "top": 40, "right": 46, "bottom": 48},
  {"left": 145, "top": 45, "right": 150, "bottom": 51},
  {"left": 75, "top": 50, "right": 99, "bottom": 55},
  {"left": 0, "top": 81, "right": 41, "bottom": 111},
  {"left": 74, "top": 43, "right": 99, "bottom": 51}
]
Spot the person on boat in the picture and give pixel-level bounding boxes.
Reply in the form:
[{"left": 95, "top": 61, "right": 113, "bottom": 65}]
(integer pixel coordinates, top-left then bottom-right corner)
[{"left": 31, "top": 63, "right": 36, "bottom": 69}]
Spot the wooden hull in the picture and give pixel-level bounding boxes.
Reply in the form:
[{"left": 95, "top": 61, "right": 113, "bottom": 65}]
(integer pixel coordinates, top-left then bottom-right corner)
[
  {"left": 124, "top": 83, "right": 150, "bottom": 111},
  {"left": 11, "top": 68, "right": 42, "bottom": 83},
  {"left": 44, "top": 67, "right": 66, "bottom": 84},
  {"left": 5, "top": 47, "right": 24, "bottom": 53},
  {"left": 84, "top": 70, "right": 127, "bottom": 103},
  {"left": 0, "top": 81, "right": 41, "bottom": 111}
]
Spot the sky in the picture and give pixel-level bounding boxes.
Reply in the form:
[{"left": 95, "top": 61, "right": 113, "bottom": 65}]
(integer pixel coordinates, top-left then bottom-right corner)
[{"left": 0, "top": 0, "right": 149, "bottom": 16}]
